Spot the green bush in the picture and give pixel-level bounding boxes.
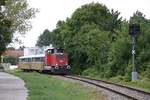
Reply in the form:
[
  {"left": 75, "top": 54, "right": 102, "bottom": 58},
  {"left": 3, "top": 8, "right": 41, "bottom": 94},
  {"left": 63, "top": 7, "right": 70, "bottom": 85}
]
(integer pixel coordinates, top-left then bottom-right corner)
[
  {"left": 3, "top": 56, "right": 18, "bottom": 65},
  {"left": 82, "top": 67, "right": 99, "bottom": 77}
]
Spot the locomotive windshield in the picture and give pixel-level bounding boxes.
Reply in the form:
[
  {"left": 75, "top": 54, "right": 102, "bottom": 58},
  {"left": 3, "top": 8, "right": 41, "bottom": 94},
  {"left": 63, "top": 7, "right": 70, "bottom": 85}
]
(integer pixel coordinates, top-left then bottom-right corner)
[
  {"left": 47, "top": 48, "right": 64, "bottom": 54},
  {"left": 57, "top": 49, "right": 64, "bottom": 53}
]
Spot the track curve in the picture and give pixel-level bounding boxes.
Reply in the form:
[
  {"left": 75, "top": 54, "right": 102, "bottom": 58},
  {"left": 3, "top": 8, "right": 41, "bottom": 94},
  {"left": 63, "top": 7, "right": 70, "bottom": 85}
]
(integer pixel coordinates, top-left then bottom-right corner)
[{"left": 64, "top": 75, "right": 150, "bottom": 100}]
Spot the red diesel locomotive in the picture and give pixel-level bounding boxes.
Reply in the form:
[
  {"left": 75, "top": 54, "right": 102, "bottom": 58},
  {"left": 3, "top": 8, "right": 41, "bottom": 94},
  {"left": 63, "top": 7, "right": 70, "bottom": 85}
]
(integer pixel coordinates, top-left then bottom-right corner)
[
  {"left": 19, "top": 48, "right": 71, "bottom": 74},
  {"left": 44, "top": 48, "right": 71, "bottom": 74}
]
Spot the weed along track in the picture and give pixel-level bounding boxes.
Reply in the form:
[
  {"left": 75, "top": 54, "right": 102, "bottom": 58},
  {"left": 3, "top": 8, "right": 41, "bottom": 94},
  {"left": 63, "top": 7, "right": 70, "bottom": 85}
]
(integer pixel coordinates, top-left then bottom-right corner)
[{"left": 64, "top": 75, "right": 150, "bottom": 100}]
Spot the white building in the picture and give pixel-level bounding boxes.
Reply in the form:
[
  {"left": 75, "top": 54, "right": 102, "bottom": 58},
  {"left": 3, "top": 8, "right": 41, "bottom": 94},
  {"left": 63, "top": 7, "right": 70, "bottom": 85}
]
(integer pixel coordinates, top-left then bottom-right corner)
[{"left": 24, "top": 45, "right": 54, "bottom": 56}]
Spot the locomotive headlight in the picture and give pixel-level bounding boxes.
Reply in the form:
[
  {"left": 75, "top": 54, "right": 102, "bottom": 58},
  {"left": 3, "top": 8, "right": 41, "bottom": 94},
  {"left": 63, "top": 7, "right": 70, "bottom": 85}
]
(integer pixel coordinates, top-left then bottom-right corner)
[
  {"left": 55, "top": 66, "right": 59, "bottom": 69},
  {"left": 55, "top": 63, "right": 59, "bottom": 69},
  {"left": 67, "top": 65, "right": 71, "bottom": 69}
]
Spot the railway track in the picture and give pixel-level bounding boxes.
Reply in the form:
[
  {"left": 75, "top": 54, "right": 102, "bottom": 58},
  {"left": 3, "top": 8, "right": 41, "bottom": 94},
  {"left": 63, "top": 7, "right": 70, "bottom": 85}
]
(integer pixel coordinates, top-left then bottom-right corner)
[{"left": 64, "top": 75, "right": 150, "bottom": 100}]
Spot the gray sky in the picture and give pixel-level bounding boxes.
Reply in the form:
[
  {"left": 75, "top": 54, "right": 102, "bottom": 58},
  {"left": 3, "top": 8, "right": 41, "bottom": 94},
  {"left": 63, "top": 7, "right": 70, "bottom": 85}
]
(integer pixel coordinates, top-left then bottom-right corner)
[{"left": 14, "top": 0, "right": 150, "bottom": 48}]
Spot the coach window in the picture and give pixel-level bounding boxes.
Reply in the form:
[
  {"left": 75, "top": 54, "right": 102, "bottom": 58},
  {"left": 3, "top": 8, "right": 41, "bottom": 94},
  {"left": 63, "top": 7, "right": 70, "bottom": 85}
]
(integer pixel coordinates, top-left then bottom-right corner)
[
  {"left": 21, "top": 58, "right": 25, "bottom": 62},
  {"left": 32, "top": 58, "right": 35, "bottom": 62},
  {"left": 34, "top": 57, "right": 41, "bottom": 62},
  {"left": 28, "top": 58, "right": 32, "bottom": 62},
  {"left": 22, "top": 58, "right": 26, "bottom": 62},
  {"left": 24, "top": 58, "right": 26, "bottom": 62},
  {"left": 39, "top": 57, "right": 44, "bottom": 62},
  {"left": 31, "top": 58, "right": 33, "bottom": 62},
  {"left": 25, "top": 58, "right": 29, "bottom": 62}
]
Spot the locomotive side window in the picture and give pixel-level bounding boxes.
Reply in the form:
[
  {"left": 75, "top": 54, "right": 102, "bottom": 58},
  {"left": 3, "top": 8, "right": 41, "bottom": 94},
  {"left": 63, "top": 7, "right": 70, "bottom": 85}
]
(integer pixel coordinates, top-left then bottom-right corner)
[
  {"left": 47, "top": 50, "right": 51, "bottom": 54},
  {"left": 47, "top": 49, "right": 54, "bottom": 54}
]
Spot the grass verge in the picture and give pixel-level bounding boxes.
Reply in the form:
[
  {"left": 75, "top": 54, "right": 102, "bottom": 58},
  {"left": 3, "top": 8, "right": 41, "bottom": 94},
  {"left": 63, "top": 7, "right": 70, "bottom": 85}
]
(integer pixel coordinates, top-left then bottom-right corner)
[
  {"left": 109, "top": 76, "right": 150, "bottom": 92},
  {"left": 10, "top": 70, "right": 105, "bottom": 100},
  {"left": 82, "top": 74, "right": 150, "bottom": 93}
]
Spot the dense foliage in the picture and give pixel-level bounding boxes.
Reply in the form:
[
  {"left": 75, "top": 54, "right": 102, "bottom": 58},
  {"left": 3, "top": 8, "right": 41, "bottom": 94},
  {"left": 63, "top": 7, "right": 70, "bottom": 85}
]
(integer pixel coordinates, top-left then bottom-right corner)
[
  {"left": 36, "top": 29, "right": 56, "bottom": 47},
  {"left": 0, "top": 0, "right": 37, "bottom": 61},
  {"left": 36, "top": 3, "right": 150, "bottom": 80},
  {"left": 3, "top": 56, "right": 18, "bottom": 65}
]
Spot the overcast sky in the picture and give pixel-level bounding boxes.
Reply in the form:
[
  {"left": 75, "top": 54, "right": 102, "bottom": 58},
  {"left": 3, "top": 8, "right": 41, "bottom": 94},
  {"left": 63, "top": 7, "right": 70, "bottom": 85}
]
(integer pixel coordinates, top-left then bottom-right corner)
[{"left": 13, "top": 0, "right": 150, "bottom": 48}]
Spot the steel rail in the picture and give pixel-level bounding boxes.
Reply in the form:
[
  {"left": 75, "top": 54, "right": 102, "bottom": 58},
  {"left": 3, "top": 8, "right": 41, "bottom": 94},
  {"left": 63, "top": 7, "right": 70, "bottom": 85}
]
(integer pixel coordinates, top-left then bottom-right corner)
[
  {"left": 78, "top": 76, "right": 150, "bottom": 96},
  {"left": 64, "top": 75, "right": 150, "bottom": 100},
  {"left": 65, "top": 76, "right": 137, "bottom": 100}
]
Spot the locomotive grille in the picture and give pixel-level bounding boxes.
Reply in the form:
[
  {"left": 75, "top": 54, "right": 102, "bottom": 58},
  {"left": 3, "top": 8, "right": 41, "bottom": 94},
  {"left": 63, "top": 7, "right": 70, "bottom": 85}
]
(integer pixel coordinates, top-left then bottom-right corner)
[{"left": 56, "top": 54, "right": 67, "bottom": 66}]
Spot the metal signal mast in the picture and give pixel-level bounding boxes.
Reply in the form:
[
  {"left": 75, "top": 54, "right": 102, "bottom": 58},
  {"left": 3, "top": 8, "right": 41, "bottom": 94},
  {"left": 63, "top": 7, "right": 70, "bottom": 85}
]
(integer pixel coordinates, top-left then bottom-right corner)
[{"left": 129, "top": 24, "right": 140, "bottom": 81}]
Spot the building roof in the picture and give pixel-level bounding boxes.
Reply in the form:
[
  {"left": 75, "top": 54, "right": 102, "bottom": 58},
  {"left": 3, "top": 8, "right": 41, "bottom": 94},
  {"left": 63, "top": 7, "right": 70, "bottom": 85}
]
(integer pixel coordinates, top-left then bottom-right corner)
[{"left": 2, "top": 49, "right": 23, "bottom": 58}]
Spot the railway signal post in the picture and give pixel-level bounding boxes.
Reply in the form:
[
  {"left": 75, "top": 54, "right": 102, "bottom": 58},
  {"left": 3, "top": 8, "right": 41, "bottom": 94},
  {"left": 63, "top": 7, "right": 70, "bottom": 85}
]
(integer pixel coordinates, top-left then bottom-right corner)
[{"left": 129, "top": 24, "right": 140, "bottom": 81}]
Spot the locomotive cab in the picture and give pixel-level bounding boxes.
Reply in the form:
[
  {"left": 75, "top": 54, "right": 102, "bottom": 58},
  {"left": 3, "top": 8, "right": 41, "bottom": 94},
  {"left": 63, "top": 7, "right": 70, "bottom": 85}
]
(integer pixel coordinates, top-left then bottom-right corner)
[{"left": 44, "top": 48, "right": 70, "bottom": 74}]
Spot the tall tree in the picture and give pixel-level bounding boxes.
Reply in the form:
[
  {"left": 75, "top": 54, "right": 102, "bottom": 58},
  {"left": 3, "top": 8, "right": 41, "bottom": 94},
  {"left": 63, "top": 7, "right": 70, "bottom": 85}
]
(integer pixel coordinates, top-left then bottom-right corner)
[
  {"left": 36, "top": 3, "right": 122, "bottom": 74},
  {"left": 36, "top": 29, "right": 56, "bottom": 47},
  {"left": 0, "top": 0, "right": 38, "bottom": 61},
  {"left": 64, "top": 3, "right": 121, "bottom": 73},
  {"left": 3, "top": 0, "right": 38, "bottom": 34},
  {"left": 105, "top": 11, "right": 150, "bottom": 79},
  {"left": 0, "top": 0, "right": 12, "bottom": 59}
]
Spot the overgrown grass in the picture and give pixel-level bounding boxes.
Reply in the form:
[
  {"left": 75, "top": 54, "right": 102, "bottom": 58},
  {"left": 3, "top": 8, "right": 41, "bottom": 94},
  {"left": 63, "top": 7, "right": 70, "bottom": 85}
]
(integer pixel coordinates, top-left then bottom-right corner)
[
  {"left": 109, "top": 76, "right": 150, "bottom": 92},
  {"left": 10, "top": 70, "right": 105, "bottom": 100},
  {"left": 82, "top": 69, "right": 150, "bottom": 92}
]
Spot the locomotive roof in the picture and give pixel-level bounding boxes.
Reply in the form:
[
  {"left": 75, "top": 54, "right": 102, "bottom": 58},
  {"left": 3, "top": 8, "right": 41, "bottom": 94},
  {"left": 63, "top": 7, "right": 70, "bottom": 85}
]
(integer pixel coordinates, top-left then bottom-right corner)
[{"left": 19, "top": 54, "right": 45, "bottom": 59}]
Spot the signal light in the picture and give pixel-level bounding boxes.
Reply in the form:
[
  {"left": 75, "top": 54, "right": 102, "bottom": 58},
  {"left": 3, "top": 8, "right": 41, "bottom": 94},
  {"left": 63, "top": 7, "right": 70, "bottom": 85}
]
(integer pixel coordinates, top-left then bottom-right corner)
[{"left": 129, "top": 24, "right": 140, "bottom": 36}]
